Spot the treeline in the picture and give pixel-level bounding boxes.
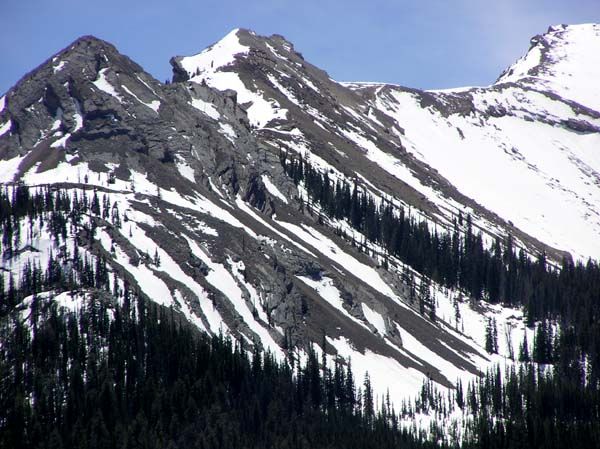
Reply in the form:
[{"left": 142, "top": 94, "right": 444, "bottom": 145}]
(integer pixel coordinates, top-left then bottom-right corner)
[
  {"left": 0, "top": 292, "right": 444, "bottom": 449},
  {"left": 0, "top": 184, "right": 441, "bottom": 448},
  {"left": 0, "top": 184, "right": 124, "bottom": 317},
  {"left": 410, "top": 356, "right": 600, "bottom": 449},
  {"left": 281, "top": 152, "right": 600, "bottom": 447},
  {"left": 281, "top": 152, "right": 600, "bottom": 350},
  {"left": 281, "top": 152, "right": 600, "bottom": 321}
]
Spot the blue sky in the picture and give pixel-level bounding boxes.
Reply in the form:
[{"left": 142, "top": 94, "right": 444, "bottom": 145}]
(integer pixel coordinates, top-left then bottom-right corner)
[{"left": 1, "top": 0, "right": 598, "bottom": 94}]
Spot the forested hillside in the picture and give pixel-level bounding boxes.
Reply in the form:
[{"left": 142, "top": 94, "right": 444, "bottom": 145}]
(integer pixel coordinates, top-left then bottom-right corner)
[
  {"left": 1, "top": 184, "right": 599, "bottom": 448},
  {"left": 0, "top": 290, "right": 443, "bottom": 449}
]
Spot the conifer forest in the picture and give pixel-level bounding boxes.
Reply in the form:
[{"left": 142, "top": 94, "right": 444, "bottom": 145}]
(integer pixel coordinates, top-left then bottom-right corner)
[{"left": 0, "top": 182, "right": 598, "bottom": 448}]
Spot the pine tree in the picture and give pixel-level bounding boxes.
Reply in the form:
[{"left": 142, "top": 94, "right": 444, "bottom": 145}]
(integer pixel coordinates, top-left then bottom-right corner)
[
  {"left": 519, "top": 332, "right": 530, "bottom": 362},
  {"left": 485, "top": 317, "right": 498, "bottom": 354}
]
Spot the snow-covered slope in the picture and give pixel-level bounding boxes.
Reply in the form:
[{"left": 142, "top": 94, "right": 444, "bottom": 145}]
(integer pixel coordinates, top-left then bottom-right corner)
[
  {"left": 366, "top": 24, "right": 600, "bottom": 260},
  {"left": 1, "top": 24, "right": 598, "bottom": 432},
  {"left": 172, "top": 26, "right": 600, "bottom": 261},
  {"left": 368, "top": 84, "right": 600, "bottom": 260},
  {"left": 497, "top": 23, "right": 600, "bottom": 112}
]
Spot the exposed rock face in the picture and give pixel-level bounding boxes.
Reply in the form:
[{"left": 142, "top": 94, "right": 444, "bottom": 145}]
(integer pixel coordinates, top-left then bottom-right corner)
[
  {"left": 1, "top": 24, "right": 599, "bottom": 405},
  {"left": 0, "top": 35, "right": 259, "bottom": 197}
]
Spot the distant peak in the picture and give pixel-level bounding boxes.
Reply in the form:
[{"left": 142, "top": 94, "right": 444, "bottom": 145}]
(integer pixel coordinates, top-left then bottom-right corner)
[
  {"left": 496, "top": 23, "right": 600, "bottom": 84},
  {"left": 4, "top": 33, "right": 146, "bottom": 101},
  {"left": 495, "top": 23, "right": 600, "bottom": 111},
  {"left": 232, "top": 28, "right": 255, "bottom": 38},
  {"left": 40, "top": 34, "right": 138, "bottom": 75}
]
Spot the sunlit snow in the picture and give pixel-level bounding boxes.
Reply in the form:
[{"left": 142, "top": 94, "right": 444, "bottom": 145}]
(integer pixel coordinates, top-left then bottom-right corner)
[
  {"left": 190, "top": 98, "right": 220, "bottom": 119},
  {"left": 0, "top": 120, "right": 11, "bottom": 137},
  {"left": 261, "top": 175, "right": 288, "bottom": 204},
  {"left": 179, "top": 28, "right": 249, "bottom": 75},
  {"left": 93, "top": 68, "right": 122, "bottom": 102},
  {"left": 497, "top": 23, "right": 600, "bottom": 111},
  {"left": 121, "top": 85, "right": 160, "bottom": 112}
]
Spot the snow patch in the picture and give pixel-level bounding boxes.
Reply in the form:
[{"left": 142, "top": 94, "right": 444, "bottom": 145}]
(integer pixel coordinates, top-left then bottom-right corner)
[
  {"left": 185, "top": 237, "right": 283, "bottom": 357},
  {"left": 93, "top": 68, "right": 122, "bottom": 102},
  {"left": 361, "top": 303, "right": 386, "bottom": 336},
  {"left": 194, "top": 70, "right": 286, "bottom": 127},
  {"left": 53, "top": 60, "right": 67, "bottom": 73},
  {"left": 396, "top": 323, "right": 474, "bottom": 385},
  {"left": 0, "top": 120, "right": 11, "bottom": 137},
  {"left": 267, "top": 74, "right": 300, "bottom": 106},
  {"left": 176, "top": 162, "right": 195, "bottom": 183},
  {"left": 218, "top": 123, "right": 237, "bottom": 142},
  {"left": 73, "top": 112, "right": 83, "bottom": 132},
  {"left": 274, "top": 218, "right": 406, "bottom": 307},
  {"left": 179, "top": 29, "right": 249, "bottom": 75},
  {"left": 328, "top": 336, "right": 427, "bottom": 406},
  {"left": 0, "top": 155, "right": 26, "bottom": 182},
  {"left": 497, "top": 46, "right": 542, "bottom": 84},
  {"left": 54, "top": 291, "right": 84, "bottom": 312},
  {"left": 235, "top": 198, "right": 315, "bottom": 256},
  {"left": 298, "top": 276, "right": 370, "bottom": 330},
  {"left": 261, "top": 175, "right": 288, "bottom": 204},
  {"left": 98, "top": 229, "right": 173, "bottom": 307},
  {"left": 136, "top": 75, "right": 160, "bottom": 97},
  {"left": 50, "top": 132, "right": 71, "bottom": 148},
  {"left": 121, "top": 85, "right": 160, "bottom": 112},
  {"left": 496, "top": 24, "right": 600, "bottom": 111},
  {"left": 190, "top": 98, "right": 220, "bottom": 119}
]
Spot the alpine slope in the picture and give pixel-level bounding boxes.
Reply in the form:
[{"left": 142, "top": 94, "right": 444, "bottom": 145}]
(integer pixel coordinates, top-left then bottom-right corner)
[{"left": 1, "top": 23, "right": 599, "bottom": 430}]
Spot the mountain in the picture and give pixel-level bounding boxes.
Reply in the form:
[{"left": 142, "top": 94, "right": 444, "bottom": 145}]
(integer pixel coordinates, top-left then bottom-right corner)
[
  {"left": 171, "top": 25, "right": 600, "bottom": 261},
  {"left": 1, "top": 24, "right": 600, "bottom": 445}
]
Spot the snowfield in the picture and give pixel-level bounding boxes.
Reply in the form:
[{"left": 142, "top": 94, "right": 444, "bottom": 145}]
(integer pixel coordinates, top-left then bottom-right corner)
[{"left": 371, "top": 85, "right": 600, "bottom": 260}]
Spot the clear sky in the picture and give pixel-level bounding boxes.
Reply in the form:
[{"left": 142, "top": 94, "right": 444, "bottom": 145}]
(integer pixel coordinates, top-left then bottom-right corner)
[{"left": 1, "top": 0, "right": 598, "bottom": 94}]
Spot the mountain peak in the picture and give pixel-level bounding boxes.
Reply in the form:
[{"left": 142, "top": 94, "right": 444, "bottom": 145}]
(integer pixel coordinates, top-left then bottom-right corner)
[
  {"left": 495, "top": 23, "right": 600, "bottom": 110},
  {"left": 46, "top": 34, "right": 127, "bottom": 70},
  {"left": 171, "top": 28, "right": 251, "bottom": 82},
  {"left": 5, "top": 34, "right": 144, "bottom": 101},
  {"left": 170, "top": 28, "right": 300, "bottom": 84},
  {"left": 0, "top": 32, "right": 170, "bottom": 163},
  {"left": 66, "top": 34, "right": 116, "bottom": 49},
  {"left": 55, "top": 34, "right": 144, "bottom": 72}
]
